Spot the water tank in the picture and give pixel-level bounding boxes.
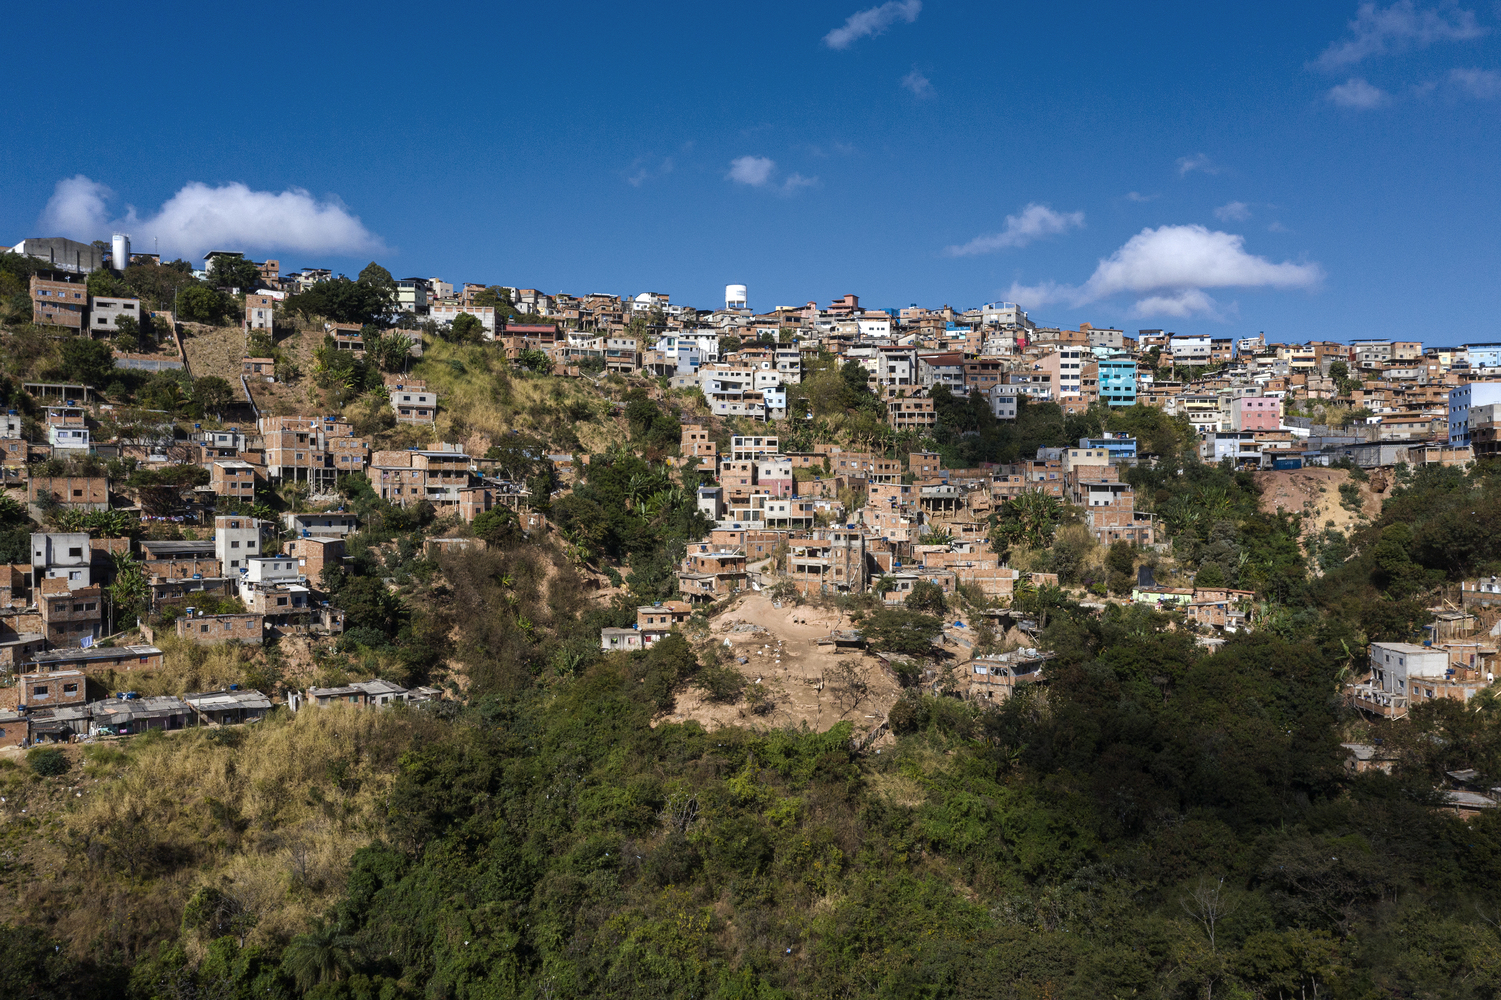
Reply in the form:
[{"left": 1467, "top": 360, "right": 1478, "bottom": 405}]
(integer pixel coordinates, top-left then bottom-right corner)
[
  {"left": 725, "top": 284, "right": 748, "bottom": 311},
  {"left": 111, "top": 233, "right": 131, "bottom": 272}
]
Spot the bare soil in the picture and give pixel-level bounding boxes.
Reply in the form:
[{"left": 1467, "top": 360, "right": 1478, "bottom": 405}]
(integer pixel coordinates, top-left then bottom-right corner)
[
  {"left": 660, "top": 593, "right": 903, "bottom": 738},
  {"left": 1252, "top": 467, "right": 1383, "bottom": 540},
  {"left": 178, "top": 322, "right": 248, "bottom": 384}
]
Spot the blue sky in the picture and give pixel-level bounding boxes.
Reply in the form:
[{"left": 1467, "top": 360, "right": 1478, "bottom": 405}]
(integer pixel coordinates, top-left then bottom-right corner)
[{"left": 3, "top": 1, "right": 1499, "bottom": 342}]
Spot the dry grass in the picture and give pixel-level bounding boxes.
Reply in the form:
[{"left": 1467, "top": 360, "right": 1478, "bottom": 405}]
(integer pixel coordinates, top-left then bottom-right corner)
[
  {"left": 1, "top": 705, "right": 432, "bottom": 962},
  {"left": 92, "top": 633, "right": 258, "bottom": 698},
  {"left": 409, "top": 341, "right": 630, "bottom": 453}
]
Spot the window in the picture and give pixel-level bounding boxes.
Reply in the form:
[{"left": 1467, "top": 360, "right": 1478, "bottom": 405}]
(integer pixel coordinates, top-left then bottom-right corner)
[
  {"left": 34, "top": 685, "right": 48, "bottom": 695},
  {"left": 73, "top": 490, "right": 82, "bottom": 497},
  {"left": 201, "top": 624, "right": 210, "bottom": 633}
]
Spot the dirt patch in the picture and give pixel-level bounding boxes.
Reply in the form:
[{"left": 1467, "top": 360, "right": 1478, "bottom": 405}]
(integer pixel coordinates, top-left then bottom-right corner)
[
  {"left": 178, "top": 322, "right": 247, "bottom": 383},
  {"left": 660, "top": 593, "right": 903, "bottom": 735},
  {"left": 1253, "top": 468, "right": 1382, "bottom": 540}
]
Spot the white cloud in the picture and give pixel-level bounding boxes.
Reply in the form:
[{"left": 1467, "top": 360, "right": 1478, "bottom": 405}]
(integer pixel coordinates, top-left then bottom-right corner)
[
  {"left": 626, "top": 157, "right": 674, "bottom": 187},
  {"left": 1328, "top": 76, "right": 1392, "bottom": 107},
  {"left": 1126, "top": 191, "right": 1160, "bottom": 202},
  {"left": 1002, "top": 224, "right": 1323, "bottom": 318},
  {"left": 726, "top": 157, "right": 819, "bottom": 196},
  {"left": 781, "top": 173, "right": 819, "bottom": 194},
  {"left": 1214, "top": 201, "right": 1253, "bottom": 222},
  {"left": 1176, "top": 153, "right": 1220, "bottom": 176},
  {"left": 823, "top": 0, "right": 921, "bottom": 49},
  {"left": 1313, "top": 1, "right": 1486, "bottom": 69},
  {"left": 1451, "top": 66, "right": 1501, "bottom": 97},
  {"left": 901, "top": 68, "right": 934, "bottom": 98},
  {"left": 1000, "top": 280, "right": 1072, "bottom": 309},
  {"left": 945, "top": 204, "right": 1085, "bottom": 257},
  {"left": 39, "top": 176, "right": 115, "bottom": 237},
  {"left": 37, "top": 175, "right": 383, "bottom": 260},
  {"left": 1131, "top": 289, "right": 1223, "bottom": 319},
  {"left": 727, "top": 156, "right": 776, "bottom": 187}
]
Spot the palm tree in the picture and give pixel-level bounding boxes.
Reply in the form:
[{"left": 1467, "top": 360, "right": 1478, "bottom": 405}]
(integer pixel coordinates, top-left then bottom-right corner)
[{"left": 280, "top": 920, "right": 356, "bottom": 989}]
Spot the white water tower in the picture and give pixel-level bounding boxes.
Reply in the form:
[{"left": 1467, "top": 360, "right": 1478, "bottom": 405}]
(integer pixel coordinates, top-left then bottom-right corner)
[
  {"left": 111, "top": 233, "right": 131, "bottom": 272},
  {"left": 725, "top": 283, "right": 747, "bottom": 311}
]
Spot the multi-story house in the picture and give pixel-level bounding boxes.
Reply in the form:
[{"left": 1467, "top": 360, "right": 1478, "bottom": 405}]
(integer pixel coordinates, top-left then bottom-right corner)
[{"left": 29, "top": 276, "right": 88, "bottom": 329}]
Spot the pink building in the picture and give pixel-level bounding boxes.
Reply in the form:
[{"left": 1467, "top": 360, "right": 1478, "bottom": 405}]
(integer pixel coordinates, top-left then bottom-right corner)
[
  {"left": 754, "top": 458, "right": 794, "bottom": 498},
  {"left": 1233, "top": 396, "right": 1282, "bottom": 432}
]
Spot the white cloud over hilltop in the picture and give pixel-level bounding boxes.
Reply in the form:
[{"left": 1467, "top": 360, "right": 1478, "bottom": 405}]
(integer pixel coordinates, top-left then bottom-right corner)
[
  {"left": 37, "top": 175, "right": 384, "bottom": 260},
  {"left": 1003, "top": 224, "right": 1324, "bottom": 319}
]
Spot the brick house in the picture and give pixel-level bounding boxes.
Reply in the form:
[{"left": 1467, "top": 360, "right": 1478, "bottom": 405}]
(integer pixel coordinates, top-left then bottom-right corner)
[
  {"left": 175, "top": 613, "right": 265, "bottom": 645},
  {"left": 210, "top": 459, "right": 262, "bottom": 498},
  {"left": 30, "top": 276, "right": 87, "bottom": 329},
  {"left": 37, "top": 579, "right": 102, "bottom": 646},
  {"left": 0, "top": 668, "right": 86, "bottom": 711},
  {"left": 29, "top": 477, "right": 109, "bottom": 512},
  {"left": 283, "top": 536, "right": 344, "bottom": 586},
  {"left": 22, "top": 644, "right": 164, "bottom": 675}
]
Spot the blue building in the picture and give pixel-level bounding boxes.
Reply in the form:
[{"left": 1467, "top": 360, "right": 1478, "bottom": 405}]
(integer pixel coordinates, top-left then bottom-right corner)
[
  {"left": 1097, "top": 353, "right": 1137, "bottom": 406},
  {"left": 1464, "top": 343, "right": 1501, "bottom": 370},
  {"left": 1079, "top": 435, "right": 1138, "bottom": 460},
  {"left": 1448, "top": 381, "right": 1501, "bottom": 445}
]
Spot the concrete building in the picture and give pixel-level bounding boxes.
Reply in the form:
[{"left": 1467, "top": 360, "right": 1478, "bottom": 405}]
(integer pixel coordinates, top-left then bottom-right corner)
[
  {"left": 31, "top": 532, "right": 92, "bottom": 591},
  {"left": 1351, "top": 641, "right": 1460, "bottom": 718},
  {"left": 215, "top": 516, "right": 268, "bottom": 574},
  {"left": 430, "top": 303, "right": 496, "bottom": 334},
  {"left": 89, "top": 296, "right": 142, "bottom": 335},
  {"left": 12, "top": 237, "right": 105, "bottom": 273},
  {"left": 246, "top": 293, "right": 277, "bottom": 330},
  {"left": 389, "top": 383, "right": 437, "bottom": 424},
  {"left": 282, "top": 511, "right": 358, "bottom": 538}
]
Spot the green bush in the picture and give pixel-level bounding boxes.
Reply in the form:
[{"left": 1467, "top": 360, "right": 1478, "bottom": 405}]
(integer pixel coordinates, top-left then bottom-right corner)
[{"left": 27, "top": 747, "right": 69, "bottom": 777}]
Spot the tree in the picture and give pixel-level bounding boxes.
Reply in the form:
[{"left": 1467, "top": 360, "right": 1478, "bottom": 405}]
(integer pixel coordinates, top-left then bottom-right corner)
[
  {"left": 991, "top": 492, "right": 1067, "bottom": 551},
  {"left": 123, "top": 259, "right": 197, "bottom": 310},
  {"left": 357, "top": 261, "right": 396, "bottom": 297},
  {"left": 365, "top": 329, "right": 413, "bottom": 372},
  {"left": 448, "top": 312, "right": 484, "bottom": 343},
  {"left": 86, "top": 269, "right": 131, "bottom": 298},
  {"left": 191, "top": 376, "right": 234, "bottom": 417},
  {"left": 110, "top": 315, "right": 141, "bottom": 352},
  {"left": 59, "top": 338, "right": 114, "bottom": 387},
  {"left": 285, "top": 277, "right": 387, "bottom": 326},
  {"left": 905, "top": 579, "right": 948, "bottom": 616},
  {"left": 515, "top": 349, "right": 551, "bottom": 373},
  {"left": 176, "top": 285, "right": 230, "bottom": 324},
  {"left": 471, "top": 507, "right": 520, "bottom": 547},
  {"left": 207, "top": 255, "right": 261, "bottom": 291},
  {"left": 280, "top": 921, "right": 355, "bottom": 989},
  {"left": 860, "top": 608, "right": 944, "bottom": 664}
]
